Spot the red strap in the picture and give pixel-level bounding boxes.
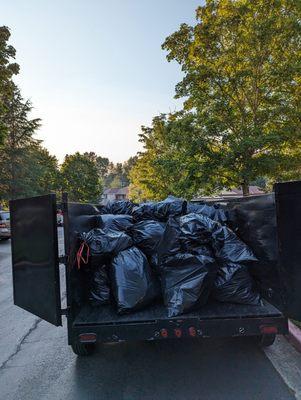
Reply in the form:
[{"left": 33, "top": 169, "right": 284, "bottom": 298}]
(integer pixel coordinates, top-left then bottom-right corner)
[{"left": 76, "top": 242, "right": 90, "bottom": 269}]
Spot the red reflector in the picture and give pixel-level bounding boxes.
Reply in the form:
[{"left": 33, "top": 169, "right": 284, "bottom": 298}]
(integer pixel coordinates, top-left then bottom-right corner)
[
  {"left": 160, "top": 329, "right": 168, "bottom": 338},
  {"left": 188, "top": 326, "right": 196, "bottom": 337},
  {"left": 174, "top": 328, "right": 182, "bottom": 338},
  {"left": 260, "top": 326, "right": 278, "bottom": 335},
  {"left": 79, "top": 333, "right": 97, "bottom": 343}
]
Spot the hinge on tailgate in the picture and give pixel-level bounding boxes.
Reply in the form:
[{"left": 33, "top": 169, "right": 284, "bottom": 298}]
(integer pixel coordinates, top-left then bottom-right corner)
[{"left": 59, "top": 255, "right": 68, "bottom": 264}]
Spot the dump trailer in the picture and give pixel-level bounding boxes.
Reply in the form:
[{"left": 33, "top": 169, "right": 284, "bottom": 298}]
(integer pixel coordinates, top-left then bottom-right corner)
[{"left": 9, "top": 180, "right": 301, "bottom": 356}]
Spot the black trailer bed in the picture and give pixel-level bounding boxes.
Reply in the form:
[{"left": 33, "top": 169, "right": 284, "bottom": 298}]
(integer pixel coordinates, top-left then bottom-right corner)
[{"left": 74, "top": 300, "right": 282, "bottom": 326}]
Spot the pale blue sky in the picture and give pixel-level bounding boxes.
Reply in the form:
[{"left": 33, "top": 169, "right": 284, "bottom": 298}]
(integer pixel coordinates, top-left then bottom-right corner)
[{"left": 2, "top": 0, "right": 203, "bottom": 162}]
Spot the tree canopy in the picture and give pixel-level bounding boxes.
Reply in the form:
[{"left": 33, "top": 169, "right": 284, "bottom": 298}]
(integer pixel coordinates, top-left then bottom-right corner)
[
  {"left": 0, "top": 85, "right": 43, "bottom": 201},
  {"left": 0, "top": 26, "right": 20, "bottom": 145},
  {"left": 129, "top": 113, "right": 205, "bottom": 201},
  {"left": 61, "top": 152, "right": 102, "bottom": 202},
  {"left": 161, "top": 0, "right": 301, "bottom": 195}
]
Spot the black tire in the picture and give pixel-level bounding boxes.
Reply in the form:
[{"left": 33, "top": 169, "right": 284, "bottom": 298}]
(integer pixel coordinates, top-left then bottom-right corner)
[
  {"left": 255, "top": 334, "right": 276, "bottom": 347},
  {"left": 1, "top": 238, "right": 10, "bottom": 241},
  {"left": 71, "top": 342, "right": 96, "bottom": 356}
]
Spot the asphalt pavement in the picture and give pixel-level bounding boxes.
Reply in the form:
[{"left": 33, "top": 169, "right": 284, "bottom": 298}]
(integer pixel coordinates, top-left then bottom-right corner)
[{"left": 1, "top": 232, "right": 301, "bottom": 400}]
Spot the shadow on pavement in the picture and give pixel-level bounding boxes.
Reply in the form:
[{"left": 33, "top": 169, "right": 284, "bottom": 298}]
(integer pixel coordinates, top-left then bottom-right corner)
[{"left": 73, "top": 337, "right": 294, "bottom": 400}]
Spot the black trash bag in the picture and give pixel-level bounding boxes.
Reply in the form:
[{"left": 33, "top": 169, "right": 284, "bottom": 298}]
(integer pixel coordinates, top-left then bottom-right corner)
[
  {"left": 132, "top": 202, "right": 157, "bottom": 221},
  {"left": 148, "top": 253, "right": 160, "bottom": 273},
  {"left": 129, "top": 220, "right": 165, "bottom": 256},
  {"left": 132, "top": 196, "right": 186, "bottom": 222},
  {"left": 95, "top": 204, "right": 110, "bottom": 214},
  {"left": 155, "top": 216, "right": 213, "bottom": 268},
  {"left": 211, "top": 224, "right": 257, "bottom": 264},
  {"left": 107, "top": 200, "right": 136, "bottom": 215},
  {"left": 179, "top": 213, "right": 213, "bottom": 245},
  {"left": 186, "top": 243, "right": 214, "bottom": 257},
  {"left": 156, "top": 217, "right": 183, "bottom": 264},
  {"left": 110, "top": 247, "right": 160, "bottom": 314},
  {"left": 160, "top": 253, "right": 218, "bottom": 317},
  {"left": 73, "top": 215, "right": 99, "bottom": 237},
  {"left": 212, "top": 263, "right": 261, "bottom": 305},
  {"left": 187, "top": 202, "right": 227, "bottom": 223},
  {"left": 179, "top": 213, "right": 257, "bottom": 263},
  {"left": 95, "top": 214, "right": 133, "bottom": 232},
  {"left": 81, "top": 228, "right": 133, "bottom": 257},
  {"left": 153, "top": 196, "right": 187, "bottom": 221},
  {"left": 89, "top": 264, "right": 110, "bottom": 305}
]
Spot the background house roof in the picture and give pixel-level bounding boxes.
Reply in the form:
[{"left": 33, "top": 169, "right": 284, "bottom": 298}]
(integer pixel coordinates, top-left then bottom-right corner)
[
  {"left": 103, "top": 187, "right": 129, "bottom": 195},
  {"left": 192, "top": 185, "right": 265, "bottom": 201}
]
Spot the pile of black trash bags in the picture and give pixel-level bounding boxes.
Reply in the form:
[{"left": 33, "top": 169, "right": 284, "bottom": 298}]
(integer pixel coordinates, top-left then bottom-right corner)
[{"left": 78, "top": 196, "right": 261, "bottom": 317}]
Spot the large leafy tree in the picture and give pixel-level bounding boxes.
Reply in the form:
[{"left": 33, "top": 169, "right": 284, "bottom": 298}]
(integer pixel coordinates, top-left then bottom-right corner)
[
  {"left": 61, "top": 152, "right": 102, "bottom": 202},
  {"left": 0, "top": 85, "right": 42, "bottom": 201},
  {"left": 162, "top": 0, "right": 301, "bottom": 195},
  {"left": 129, "top": 113, "right": 205, "bottom": 201},
  {"left": 83, "top": 152, "right": 110, "bottom": 178},
  {"left": 0, "top": 29, "right": 60, "bottom": 203},
  {"left": 0, "top": 26, "right": 19, "bottom": 145},
  {"left": 23, "top": 145, "right": 60, "bottom": 197},
  {"left": 102, "top": 157, "right": 138, "bottom": 189}
]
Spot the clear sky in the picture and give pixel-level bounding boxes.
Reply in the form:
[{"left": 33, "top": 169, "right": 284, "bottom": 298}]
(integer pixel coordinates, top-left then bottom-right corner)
[{"left": 1, "top": 0, "right": 203, "bottom": 163}]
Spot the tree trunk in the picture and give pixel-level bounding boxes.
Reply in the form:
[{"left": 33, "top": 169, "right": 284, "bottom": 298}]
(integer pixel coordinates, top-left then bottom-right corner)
[{"left": 242, "top": 182, "right": 250, "bottom": 196}]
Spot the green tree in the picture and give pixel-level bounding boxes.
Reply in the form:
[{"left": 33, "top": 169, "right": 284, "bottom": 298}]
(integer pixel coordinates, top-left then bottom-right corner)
[
  {"left": 0, "top": 26, "right": 20, "bottom": 145},
  {"left": 83, "top": 152, "right": 110, "bottom": 178},
  {"left": 0, "top": 27, "right": 59, "bottom": 203},
  {"left": 129, "top": 113, "right": 204, "bottom": 201},
  {"left": 61, "top": 152, "right": 102, "bottom": 202},
  {"left": 0, "top": 85, "right": 41, "bottom": 201},
  {"left": 105, "top": 163, "right": 124, "bottom": 188},
  {"left": 162, "top": 0, "right": 301, "bottom": 195},
  {"left": 122, "top": 156, "right": 138, "bottom": 180},
  {"left": 103, "top": 158, "right": 138, "bottom": 188},
  {"left": 23, "top": 145, "right": 60, "bottom": 197}
]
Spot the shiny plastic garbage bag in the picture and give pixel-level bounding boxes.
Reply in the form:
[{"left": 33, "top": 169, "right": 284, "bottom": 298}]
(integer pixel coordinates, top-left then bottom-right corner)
[
  {"left": 110, "top": 247, "right": 160, "bottom": 314},
  {"left": 81, "top": 228, "right": 133, "bottom": 257},
  {"left": 129, "top": 220, "right": 165, "bottom": 256},
  {"left": 131, "top": 202, "right": 156, "bottom": 221},
  {"left": 153, "top": 196, "right": 187, "bottom": 221},
  {"left": 187, "top": 202, "right": 227, "bottom": 223},
  {"left": 132, "top": 196, "right": 186, "bottom": 222},
  {"left": 107, "top": 200, "right": 136, "bottom": 215},
  {"left": 160, "top": 253, "right": 218, "bottom": 317},
  {"left": 179, "top": 213, "right": 257, "bottom": 263},
  {"left": 156, "top": 217, "right": 183, "bottom": 264},
  {"left": 89, "top": 264, "right": 110, "bottom": 305},
  {"left": 94, "top": 214, "right": 133, "bottom": 232},
  {"left": 212, "top": 263, "right": 261, "bottom": 305}
]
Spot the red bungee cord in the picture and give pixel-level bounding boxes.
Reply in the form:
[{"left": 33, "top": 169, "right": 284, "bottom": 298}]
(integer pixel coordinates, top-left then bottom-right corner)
[{"left": 76, "top": 242, "right": 90, "bottom": 269}]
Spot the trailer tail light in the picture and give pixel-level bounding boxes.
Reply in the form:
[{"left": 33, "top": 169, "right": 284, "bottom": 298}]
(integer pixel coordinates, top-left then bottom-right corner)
[
  {"left": 188, "top": 326, "right": 196, "bottom": 337},
  {"left": 0, "top": 223, "right": 6, "bottom": 228},
  {"left": 260, "top": 325, "right": 278, "bottom": 335},
  {"left": 79, "top": 333, "right": 97, "bottom": 343},
  {"left": 160, "top": 329, "right": 168, "bottom": 338},
  {"left": 174, "top": 328, "right": 182, "bottom": 338}
]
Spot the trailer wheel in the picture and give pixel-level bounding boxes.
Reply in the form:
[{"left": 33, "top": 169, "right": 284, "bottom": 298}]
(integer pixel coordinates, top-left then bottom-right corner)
[
  {"left": 256, "top": 334, "right": 276, "bottom": 347},
  {"left": 71, "top": 342, "right": 96, "bottom": 356}
]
